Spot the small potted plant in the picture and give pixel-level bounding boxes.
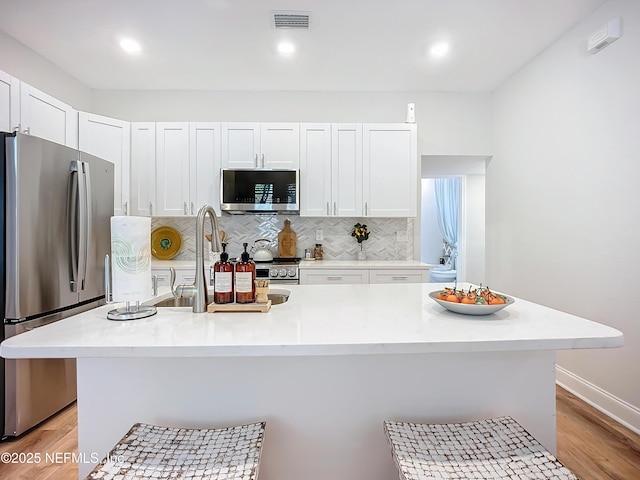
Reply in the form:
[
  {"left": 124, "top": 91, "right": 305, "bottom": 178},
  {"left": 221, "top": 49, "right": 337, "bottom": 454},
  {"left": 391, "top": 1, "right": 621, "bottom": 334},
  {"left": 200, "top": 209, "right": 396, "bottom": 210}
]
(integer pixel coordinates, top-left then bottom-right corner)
[{"left": 351, "top": 223, "right": 370, "bottom": 260}]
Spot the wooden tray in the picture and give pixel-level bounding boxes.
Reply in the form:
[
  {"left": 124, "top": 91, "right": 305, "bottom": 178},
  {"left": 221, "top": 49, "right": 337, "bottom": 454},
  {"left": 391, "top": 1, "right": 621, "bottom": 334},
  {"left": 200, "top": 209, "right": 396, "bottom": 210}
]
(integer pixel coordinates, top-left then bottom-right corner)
[{"left": 207, "top": 300, "right": 271, "bottom": 313}]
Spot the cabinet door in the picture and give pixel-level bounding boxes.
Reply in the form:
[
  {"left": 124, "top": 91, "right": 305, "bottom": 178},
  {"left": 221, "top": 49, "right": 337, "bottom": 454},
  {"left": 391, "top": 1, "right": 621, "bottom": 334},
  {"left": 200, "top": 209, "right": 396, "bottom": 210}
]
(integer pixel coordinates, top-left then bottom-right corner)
[
  {"left": 260, "top": 123, "right": 300, "bottom": 168},
  {"left": 300, "top": 124, "right": 332, "bottom": 216},
  {"left": 130, "top": 122, "right": 157, "bottom": 216},
  {"left": 362, "top": 124, "right": 417, "bottom": 217},
  {"left": 221, "top": 123, "right": 260, "bottom": 168},
  {"left": 332, "top": 124, "right": 363, "bottom": 217},
  {"left": 190, "top": 122, "right": 222, "bottom": 216},
  {"left": 20, "top": 82, "right": 78, "bottom": 148},
  {"left": 79, "top": 112, "right": 131, "bottom": 217},
  {"left": 151, "top": 268, "right": 171, "bottom": 287},
  {"left": 369, "top": 269, "right": 428, "bottom": 284},
  {"left": 299, "top": 269, "right": 369, "bottom": 285},
  {"left": 0, "top": 69, "right": 20, "bottom": 133},
  {"left": 156, "top": 123, "right": 190, "bottom": 216}
]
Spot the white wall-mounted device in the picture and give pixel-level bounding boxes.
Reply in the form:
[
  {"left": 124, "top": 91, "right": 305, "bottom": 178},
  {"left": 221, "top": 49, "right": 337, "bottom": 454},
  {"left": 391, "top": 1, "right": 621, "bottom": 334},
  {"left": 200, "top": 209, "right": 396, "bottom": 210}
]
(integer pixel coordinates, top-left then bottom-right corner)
[
  {"left": 587, "top": 18, "right": 622, "bottom": 54},
  {"left": 406, "top": 103, "right": 416, "bottom": 123}
]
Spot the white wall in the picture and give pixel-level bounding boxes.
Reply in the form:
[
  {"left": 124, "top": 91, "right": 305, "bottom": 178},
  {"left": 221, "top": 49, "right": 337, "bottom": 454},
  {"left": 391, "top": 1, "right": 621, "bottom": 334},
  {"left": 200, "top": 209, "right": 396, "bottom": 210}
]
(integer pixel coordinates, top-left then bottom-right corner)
[
  {"left": 0, "top": 31, "right": 91, "bottom": 110},
  {"left": 88, "top": 90, "right": 493, "bottom": 156},
  {"left": 489, "top": 0, "right": 640, "bottom": 430}
]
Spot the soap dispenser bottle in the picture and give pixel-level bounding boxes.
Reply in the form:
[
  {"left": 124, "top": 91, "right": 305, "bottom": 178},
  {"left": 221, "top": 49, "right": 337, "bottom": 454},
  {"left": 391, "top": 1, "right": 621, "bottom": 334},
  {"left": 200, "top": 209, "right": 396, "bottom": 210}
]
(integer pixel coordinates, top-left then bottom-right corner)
[
  {"left": 235, "top": 242, "right": 256, "bottom": 303},
  {"left": 213, "top": 243, "right": 234, "bottom": 304}
]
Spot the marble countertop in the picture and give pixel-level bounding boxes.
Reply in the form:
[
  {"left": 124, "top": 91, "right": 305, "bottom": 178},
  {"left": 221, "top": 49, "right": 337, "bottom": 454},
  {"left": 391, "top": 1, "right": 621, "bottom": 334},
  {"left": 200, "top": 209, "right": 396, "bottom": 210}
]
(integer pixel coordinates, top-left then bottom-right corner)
[
  {"left": 151, "top": 259, "right": 436, "bottom": 270},
  {"left": 298, "top": 260, "right": 436, "bottom": 269},
  {"left": 0, "top": 283, "right": 623, "bottom": 359}
]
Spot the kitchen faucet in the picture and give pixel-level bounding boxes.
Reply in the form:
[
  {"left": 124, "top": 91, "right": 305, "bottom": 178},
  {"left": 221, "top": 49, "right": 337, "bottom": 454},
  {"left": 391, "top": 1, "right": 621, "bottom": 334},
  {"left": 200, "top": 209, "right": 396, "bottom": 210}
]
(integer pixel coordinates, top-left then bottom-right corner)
[{"left": 193, "top": 205, "right": 223, "bottom": 312}]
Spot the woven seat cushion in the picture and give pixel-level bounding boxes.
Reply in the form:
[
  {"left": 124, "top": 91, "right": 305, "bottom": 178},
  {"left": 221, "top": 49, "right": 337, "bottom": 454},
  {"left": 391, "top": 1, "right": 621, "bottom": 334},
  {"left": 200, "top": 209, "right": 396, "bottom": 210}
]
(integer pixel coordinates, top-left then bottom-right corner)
[
  {"left": 384, "top": 416, "right": 577, "bottom": 480},
  {"left": 87, "top": 421, "right": 266, "bottom": 480}
]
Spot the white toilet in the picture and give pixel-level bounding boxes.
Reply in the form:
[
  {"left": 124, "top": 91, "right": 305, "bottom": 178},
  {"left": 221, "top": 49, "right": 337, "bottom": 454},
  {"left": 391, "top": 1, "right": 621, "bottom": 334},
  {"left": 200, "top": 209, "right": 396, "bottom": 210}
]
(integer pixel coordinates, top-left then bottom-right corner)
[{"left": 429, "top": 268, "right": 457, "bottom": 283}]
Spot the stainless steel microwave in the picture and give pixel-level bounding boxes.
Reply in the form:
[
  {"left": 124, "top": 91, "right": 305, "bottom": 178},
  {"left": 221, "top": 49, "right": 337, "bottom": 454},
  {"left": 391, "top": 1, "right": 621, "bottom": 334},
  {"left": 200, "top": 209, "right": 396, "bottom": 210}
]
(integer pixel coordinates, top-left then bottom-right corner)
[{"left": 220, "top": 169, "right": 299, "bottom": 213}]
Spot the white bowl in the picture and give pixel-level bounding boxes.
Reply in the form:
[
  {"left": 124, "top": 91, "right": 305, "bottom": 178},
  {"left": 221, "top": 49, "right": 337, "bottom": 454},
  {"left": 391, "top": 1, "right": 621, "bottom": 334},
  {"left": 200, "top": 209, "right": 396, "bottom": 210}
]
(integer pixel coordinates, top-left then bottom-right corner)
[{"left": 428, "top": 291, "right": 515, "bottom": 316}]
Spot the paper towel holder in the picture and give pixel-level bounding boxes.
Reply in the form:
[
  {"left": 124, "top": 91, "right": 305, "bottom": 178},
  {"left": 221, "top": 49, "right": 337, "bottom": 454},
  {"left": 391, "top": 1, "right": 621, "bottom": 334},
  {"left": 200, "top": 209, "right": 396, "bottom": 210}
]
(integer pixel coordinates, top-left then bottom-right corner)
[
  {"left": 107, "top": 216, "right": 157, "bottom": 321},
  {"left": 107, "top": 302, "right": 156, "bottom": 321}
]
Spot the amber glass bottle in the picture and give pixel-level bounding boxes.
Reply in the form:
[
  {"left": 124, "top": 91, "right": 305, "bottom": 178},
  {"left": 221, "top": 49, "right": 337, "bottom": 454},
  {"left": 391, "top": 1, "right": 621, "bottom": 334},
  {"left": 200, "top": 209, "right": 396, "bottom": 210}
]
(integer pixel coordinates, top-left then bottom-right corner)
[
  {"left": 213, "top": 243, "right": 234, "bottom": 304},
  {"left": 235, "top": 243, "right": 256, "bottom": 303}
]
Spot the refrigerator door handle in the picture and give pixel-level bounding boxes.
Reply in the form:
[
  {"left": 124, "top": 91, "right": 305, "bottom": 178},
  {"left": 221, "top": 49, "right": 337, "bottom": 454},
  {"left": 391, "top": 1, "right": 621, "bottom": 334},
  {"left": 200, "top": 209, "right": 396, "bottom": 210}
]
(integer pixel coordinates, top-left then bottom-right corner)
[
  {"left": 81, "top": 161, "right": 92, "bottom": 291},
  {"left": 68, "top": 162, "right": 80, "bottom": 292}
]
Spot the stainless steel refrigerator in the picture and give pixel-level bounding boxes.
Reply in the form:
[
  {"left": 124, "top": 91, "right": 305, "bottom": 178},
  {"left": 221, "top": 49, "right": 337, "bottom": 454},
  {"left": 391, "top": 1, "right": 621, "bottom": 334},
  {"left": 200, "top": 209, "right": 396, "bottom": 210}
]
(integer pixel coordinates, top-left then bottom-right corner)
[{"left": 1, "top": 132, "right": 114, "bottom": 438}]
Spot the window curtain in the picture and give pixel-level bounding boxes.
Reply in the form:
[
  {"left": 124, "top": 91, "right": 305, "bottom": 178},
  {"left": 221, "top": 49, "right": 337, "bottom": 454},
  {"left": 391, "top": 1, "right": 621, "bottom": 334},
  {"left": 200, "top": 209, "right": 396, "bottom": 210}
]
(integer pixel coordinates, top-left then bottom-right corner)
[{"left": 434, "top": 178, "right": 460, "bottom": 269}]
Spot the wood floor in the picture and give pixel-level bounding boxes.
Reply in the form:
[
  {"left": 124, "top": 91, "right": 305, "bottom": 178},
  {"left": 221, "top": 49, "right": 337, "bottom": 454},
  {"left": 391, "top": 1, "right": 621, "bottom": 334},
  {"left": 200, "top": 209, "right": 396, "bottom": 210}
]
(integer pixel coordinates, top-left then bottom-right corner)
[{"left": 0, "top": 386, "right": 638, "bottom": 480}]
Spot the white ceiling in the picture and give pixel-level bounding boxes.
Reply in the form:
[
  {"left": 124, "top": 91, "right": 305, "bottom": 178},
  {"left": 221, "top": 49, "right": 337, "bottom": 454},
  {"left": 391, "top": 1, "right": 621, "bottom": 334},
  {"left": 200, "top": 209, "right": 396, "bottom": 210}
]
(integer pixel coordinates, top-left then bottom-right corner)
[{"left": 0, "top": 0, "right": 606, "bottom": 92}]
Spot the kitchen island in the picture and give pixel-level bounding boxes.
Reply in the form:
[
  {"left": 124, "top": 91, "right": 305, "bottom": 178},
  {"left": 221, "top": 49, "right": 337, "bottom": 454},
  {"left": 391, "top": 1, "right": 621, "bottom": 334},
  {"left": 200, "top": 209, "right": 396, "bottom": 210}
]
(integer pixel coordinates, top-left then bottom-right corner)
[{"left": 0, "top": 283, "right": 623, "bottom": 480}]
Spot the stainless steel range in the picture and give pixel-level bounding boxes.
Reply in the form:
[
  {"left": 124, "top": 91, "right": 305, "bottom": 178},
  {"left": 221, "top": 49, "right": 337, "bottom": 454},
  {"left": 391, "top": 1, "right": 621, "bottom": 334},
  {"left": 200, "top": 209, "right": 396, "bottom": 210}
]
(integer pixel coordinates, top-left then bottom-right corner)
[{"left": 255, "top": 258, "right": 300, "bottom": 285}]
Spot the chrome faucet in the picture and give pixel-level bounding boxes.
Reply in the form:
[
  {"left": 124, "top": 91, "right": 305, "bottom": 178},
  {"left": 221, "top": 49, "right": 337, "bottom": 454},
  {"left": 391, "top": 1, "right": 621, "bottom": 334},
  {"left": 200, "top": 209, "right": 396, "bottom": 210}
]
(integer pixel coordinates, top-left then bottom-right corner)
[{"left": 192, "top": 205, "right": 222, "bottom": 312}]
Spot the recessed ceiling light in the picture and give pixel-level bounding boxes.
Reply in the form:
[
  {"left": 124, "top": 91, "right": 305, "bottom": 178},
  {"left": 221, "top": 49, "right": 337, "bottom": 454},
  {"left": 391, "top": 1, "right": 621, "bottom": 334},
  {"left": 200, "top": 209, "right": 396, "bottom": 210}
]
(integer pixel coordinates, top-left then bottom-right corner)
[
  {"left": 429, "top": 42, "right": 450, "bottom": 58},
  {"left": 119, "top": 38, "right": 142, "bottom": 55},
  {"left": 277, "top": 40, "right": 296, "bottom": 56}
]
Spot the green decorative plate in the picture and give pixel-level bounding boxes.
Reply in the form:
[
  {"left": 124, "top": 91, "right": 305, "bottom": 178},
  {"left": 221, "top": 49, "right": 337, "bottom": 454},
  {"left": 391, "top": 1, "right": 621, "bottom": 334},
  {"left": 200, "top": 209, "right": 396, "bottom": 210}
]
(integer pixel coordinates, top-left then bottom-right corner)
[{"left": 151, "top": 226, "right": 182, "bottom": 260}]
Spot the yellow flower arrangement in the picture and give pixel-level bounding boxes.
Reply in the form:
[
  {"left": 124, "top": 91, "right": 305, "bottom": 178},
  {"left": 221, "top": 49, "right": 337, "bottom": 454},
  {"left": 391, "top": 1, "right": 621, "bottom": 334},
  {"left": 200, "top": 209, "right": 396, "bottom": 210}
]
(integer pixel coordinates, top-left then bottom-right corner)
[{"left": 351, "top": 223, "right": 370, "bottom": 250}]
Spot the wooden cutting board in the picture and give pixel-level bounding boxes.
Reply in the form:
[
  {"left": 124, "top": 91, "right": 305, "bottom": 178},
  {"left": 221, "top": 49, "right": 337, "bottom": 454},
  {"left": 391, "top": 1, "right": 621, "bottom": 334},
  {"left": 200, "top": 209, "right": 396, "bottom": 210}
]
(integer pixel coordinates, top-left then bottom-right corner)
[{"left": 277, "top": 219, "right": 297, "bottom": 258}]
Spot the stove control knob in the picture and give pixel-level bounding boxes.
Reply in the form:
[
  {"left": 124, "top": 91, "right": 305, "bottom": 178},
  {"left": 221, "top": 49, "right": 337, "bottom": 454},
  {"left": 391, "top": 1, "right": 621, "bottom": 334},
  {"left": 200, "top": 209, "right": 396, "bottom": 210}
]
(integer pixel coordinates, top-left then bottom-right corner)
[
  {"left": 278, "top": 268, "right": 288, "bottom": 277},
  {"left": 287, "top": 268, "right": 297, "bottom": 277},
  {"left": 269, "top": 268, "right": 279, "bottom": 278}
]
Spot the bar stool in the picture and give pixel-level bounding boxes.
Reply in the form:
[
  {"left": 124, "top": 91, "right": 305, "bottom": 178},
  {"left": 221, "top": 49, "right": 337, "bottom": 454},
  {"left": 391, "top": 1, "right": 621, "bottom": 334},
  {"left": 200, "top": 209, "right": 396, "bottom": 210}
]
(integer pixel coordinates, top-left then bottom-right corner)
[
  {"left": 384, "top": 416, "right": 577, "bottom": 480},
  {"left": 86, "top": 421, "right": 266, "bottom": 480}
]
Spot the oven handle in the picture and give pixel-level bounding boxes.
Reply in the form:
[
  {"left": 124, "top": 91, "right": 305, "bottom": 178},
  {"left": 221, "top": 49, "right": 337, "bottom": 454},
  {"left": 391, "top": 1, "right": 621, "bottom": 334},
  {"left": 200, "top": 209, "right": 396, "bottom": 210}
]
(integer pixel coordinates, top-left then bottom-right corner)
[{"left": 268, "top": 280, "right": 300, "bottom": 285}]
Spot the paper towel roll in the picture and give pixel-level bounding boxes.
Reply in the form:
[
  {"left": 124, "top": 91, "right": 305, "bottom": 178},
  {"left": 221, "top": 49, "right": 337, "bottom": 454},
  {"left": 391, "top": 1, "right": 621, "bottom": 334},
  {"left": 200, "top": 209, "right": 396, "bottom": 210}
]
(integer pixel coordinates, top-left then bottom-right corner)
[{"left": 111, "top": 216, "right": 151, "bottom": 302}]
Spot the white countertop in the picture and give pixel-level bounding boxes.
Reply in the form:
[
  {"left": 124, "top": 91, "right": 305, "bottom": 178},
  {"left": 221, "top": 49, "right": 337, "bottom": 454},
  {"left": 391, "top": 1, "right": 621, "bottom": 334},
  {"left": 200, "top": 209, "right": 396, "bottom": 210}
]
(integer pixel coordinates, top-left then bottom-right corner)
[
  {"left": 152, "top": 260, "right": 436, "bottom": 270},
  {"left": 0, "top": 283, "right": 623, "bottom": 359},
  {"left": 298, "top": 260, "right": 436, "bottom": 269}
]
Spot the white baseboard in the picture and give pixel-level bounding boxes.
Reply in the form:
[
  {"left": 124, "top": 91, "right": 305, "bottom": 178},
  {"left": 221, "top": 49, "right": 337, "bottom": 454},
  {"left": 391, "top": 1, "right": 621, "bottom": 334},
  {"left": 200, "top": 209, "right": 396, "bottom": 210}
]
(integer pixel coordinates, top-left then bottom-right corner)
[{"left": 556, "top": 366, "right": 640, "bottom": 435}]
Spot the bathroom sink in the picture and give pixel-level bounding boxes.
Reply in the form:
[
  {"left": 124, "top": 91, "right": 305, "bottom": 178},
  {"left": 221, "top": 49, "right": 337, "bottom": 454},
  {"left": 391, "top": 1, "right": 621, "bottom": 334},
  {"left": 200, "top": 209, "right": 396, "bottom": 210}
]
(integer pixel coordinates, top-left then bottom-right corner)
[{"left": 152, "top": 290, "right": 289, "bottom": 307}]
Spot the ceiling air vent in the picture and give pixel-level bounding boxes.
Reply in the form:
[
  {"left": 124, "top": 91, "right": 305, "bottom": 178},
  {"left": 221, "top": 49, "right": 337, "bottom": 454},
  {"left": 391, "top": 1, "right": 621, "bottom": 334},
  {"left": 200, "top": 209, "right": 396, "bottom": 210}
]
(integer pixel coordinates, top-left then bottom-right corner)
[{"left": 272, "top": 11, "right": 310, "bottom": 29}]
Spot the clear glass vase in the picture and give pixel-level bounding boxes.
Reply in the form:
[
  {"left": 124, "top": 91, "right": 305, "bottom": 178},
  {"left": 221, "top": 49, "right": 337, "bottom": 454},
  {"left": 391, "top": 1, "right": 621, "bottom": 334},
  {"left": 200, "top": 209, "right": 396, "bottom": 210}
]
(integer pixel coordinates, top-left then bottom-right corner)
[{"left": 356, "top": 247, "right": 367, "bottom": 261}]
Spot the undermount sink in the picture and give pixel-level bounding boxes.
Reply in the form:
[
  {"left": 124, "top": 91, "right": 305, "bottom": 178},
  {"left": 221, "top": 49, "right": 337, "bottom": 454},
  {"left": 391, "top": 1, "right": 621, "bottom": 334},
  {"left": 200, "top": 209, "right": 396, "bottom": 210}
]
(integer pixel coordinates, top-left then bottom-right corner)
[{"left": 152, "top": 290, "right": 290, "bottom": 308}]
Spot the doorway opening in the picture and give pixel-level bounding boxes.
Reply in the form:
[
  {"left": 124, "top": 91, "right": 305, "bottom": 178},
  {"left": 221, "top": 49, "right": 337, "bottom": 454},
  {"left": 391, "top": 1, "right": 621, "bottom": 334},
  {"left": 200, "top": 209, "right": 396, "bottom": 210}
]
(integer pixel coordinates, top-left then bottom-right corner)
[{"left": 420, "top": 155, "right": 489, "bottom": 284}]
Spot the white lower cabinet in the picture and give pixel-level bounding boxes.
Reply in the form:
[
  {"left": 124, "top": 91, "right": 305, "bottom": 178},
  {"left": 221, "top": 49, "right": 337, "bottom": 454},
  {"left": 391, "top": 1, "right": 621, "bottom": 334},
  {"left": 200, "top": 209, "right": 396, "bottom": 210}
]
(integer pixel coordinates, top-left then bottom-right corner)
[
  {"left": 152, "top": 268, "right": 198, "bottom": 289},
  {"left": 369, "top": 269, "right": 429, "bottom": 284},
  {"left": 300, "top": 267, "right": 429, "bottom": 285},
  {"left": 299, "top": 269, "right": 369, "bottom": 285}
]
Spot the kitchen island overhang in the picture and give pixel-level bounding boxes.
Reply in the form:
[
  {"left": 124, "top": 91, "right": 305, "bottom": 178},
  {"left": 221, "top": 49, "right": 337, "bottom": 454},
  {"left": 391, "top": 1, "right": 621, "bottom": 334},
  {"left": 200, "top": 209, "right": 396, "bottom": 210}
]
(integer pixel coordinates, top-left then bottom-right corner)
[{"left": 0, "top": 283, "right": 624, "bottom": 480}]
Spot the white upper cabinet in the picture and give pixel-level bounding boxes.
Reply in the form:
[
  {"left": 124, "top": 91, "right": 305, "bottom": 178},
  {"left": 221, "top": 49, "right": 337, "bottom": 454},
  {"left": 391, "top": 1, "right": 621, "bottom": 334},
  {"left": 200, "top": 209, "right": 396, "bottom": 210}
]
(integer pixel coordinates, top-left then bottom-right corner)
[
  {"left": 130, "top": 122, "right": 156, "bottom": 216},
  {"left": 222, "top": 122, "right": 299, "bottom": 169},
  {"left": 0, "top": 69, "right": 20, "bottom": 133},
  {"left": 78, "top": 112, "right": 131, "bottom": 216},
  {"left": 332, "top": 124, "right": 363, "bottom": 217},
  {"left": 130, "top": 122, "right": 222, "bottom": 217},
  {"left": 189, "top": 122, "right": 222, "bottom": 216},
  {"left": 259, "top": 123, "right": 300, "bottom": 168},
  {"left": 362, "top": 123, "right": 417, "bottom": 217},
  {"left": 20, "top": 82, "right": 77, "bottom": 148},
  {"left": 155, "top": 122, "right": 191, "bottom": 216},
  {"left": 221, "top": 123, "right": 260, "bottom": 168},
  {"left": 300, "top": 124, "right": 332, "bottom": 216},
  {"left": 299, "top": 123, "right": 364, "bottom": 218}
]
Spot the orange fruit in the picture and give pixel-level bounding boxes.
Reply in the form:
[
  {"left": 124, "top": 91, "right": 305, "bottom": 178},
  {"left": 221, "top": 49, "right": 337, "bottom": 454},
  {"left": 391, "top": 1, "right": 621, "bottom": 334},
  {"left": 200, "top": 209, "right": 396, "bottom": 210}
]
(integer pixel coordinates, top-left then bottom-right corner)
[{"left": 446, "top": 294, "right": 460, "bottom": 303}]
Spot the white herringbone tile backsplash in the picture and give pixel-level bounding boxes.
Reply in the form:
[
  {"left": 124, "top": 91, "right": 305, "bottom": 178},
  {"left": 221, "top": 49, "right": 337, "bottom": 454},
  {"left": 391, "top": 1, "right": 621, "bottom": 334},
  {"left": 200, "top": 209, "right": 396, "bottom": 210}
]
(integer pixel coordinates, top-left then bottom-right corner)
[{"left": 151, "top": 215, "right": 414, "bottom": 261}]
